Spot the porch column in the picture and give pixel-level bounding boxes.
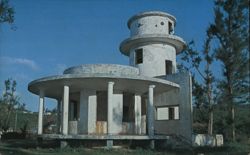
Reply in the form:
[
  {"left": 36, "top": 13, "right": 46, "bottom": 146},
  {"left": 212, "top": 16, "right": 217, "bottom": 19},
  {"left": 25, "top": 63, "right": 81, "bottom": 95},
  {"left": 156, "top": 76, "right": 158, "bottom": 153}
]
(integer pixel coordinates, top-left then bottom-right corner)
[
  {"left": 147, "top": 85, "right": 155, "bottom": 137},
  {"left": 62, "top": 85, "right": 69, "bottom": 135},
  {"left": 107, "top": 81, "right": 114, "bottom": 135},
  {"left": 57, "top": 99, "right": 61, "bottom": 133},
  {"left": 107, "top": 81, "right": 114, "bottom": 149},
  {"left": 38, "top": 90, "right": 44, "bottom": 135},
  {"left": 134, "top": 95, "right": 141, "bottom": 134},
  {"left": 88, "top": 92, "right": 97, "bottom": 134}
]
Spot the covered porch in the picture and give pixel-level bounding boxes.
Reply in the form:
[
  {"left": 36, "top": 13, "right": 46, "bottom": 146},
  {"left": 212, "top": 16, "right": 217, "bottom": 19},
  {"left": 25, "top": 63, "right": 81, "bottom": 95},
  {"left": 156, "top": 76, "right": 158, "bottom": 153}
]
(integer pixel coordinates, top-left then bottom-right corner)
[{"left": 28, "top": 74, "right": 179, "bottom": 148}]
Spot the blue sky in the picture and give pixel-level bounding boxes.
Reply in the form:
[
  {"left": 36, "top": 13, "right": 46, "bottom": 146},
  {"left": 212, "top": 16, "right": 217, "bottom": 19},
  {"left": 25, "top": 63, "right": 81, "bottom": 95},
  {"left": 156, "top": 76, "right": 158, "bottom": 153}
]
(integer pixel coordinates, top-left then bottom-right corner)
[{"left": 0, "top": 0, "right": 215, "bottom": 111}]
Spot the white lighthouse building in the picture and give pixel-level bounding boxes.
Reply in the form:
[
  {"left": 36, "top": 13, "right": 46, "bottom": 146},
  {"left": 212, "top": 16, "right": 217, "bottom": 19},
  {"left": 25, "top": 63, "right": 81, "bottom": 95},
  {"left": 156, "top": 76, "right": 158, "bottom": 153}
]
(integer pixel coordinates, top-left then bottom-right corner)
[
  {"left": 28, "top": 11, "right": 192, "bottom": 149},
  {"left": 120, "top": 11, "right": 184, "bottom": 77}
]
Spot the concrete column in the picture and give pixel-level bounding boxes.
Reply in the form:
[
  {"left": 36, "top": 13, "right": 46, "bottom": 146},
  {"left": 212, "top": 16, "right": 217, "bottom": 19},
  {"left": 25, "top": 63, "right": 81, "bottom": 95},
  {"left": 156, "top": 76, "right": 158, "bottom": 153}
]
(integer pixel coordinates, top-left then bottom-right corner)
[
  {"left": 79, "top": 90, "right": 88, "bottom": 134},
  {"left": 107, "top": 81, "right": 114, "bottom": 149},
  {"left": 57, "top": 99, "right": 61, "bottom": 133},
  {"left": 107, "top": 81, "right": 114, "bottom": 135},
  {"left": 38, "top": 90, "right": 44, "bottom": 135},
  {"left": 88, "top": 94, "right": 97, "bottom": 134},
  {"left": 62, "top": 85, "right": 69, "bottom": 135},
  {"left": 134, "top": 95, "right": 141, "bottom": 134},
  {"left": 147, "top": 85, "right": 155, "bottom": 137}
]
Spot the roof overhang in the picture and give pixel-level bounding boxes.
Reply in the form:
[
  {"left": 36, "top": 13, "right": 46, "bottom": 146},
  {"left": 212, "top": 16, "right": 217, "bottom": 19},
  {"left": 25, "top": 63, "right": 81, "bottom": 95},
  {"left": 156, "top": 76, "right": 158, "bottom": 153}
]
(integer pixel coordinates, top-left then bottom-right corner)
[{"left": 28, "top": 74, "right": 179, "bottom": 100}]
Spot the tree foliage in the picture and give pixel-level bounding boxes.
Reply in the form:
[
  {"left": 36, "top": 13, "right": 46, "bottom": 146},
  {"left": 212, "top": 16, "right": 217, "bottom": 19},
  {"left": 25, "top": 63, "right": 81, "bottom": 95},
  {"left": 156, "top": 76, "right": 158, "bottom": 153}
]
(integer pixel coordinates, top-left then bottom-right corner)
[
  {"left": 0, "top": 0, "right": 14, "bottom": 24},
  {"left": 180, "top": 30, "right": 216, "bottom": 135},
  {"left": 209, "top": 0, "right": 249, "bottom": 141},
  {"left": 179, "top": 0, "right": 249, "bottom": 141},
  {"left": 0, "top": 78, "right": 20, "bottom": 131}
]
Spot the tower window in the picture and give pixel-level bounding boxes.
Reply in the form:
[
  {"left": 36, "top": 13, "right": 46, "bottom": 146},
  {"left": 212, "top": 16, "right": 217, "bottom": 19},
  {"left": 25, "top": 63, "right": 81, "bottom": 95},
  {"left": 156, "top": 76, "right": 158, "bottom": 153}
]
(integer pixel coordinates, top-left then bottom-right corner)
[
  {"left": 165, "top": 60, "right": 172, "bottom": 74},
  {"left": 135, "top": 48, "right": 143, "bottom": 64},
  {"left": 168, "top": 22, "right": 173, "bottom": 34},
  {"left": 156, "top": 106, "right": 179, "bottom": 120}
]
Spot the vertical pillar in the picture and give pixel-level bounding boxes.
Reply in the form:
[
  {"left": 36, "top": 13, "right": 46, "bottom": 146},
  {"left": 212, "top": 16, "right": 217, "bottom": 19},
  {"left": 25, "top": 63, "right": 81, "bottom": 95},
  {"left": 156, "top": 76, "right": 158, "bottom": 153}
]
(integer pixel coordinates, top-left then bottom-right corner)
[
  {"left": 38, "top": 90, "right": 44, "bottom": 135},
  {"left": 107, "top": 81, "right": 114, "bottom": 135},
  {"left": 79, "top": 90, "right": 88, "bottom": 134},
  {"left": 134, "top": 95, "right": 141, "bottom": 134},
  {"left": 62, "top": 85, "right": 69, "bottom": 135},
  {"left": 57, "top": 99, "right": 61, "bottom": 133},
  {"left": 107, "top": 81, "right": 114, "bottom": 149},
  {"left": 88, "top": 93, "right": 97, "bottom": 134},
  {"left": 148, "top": 85, "right": 155, "bottom": 149},
  {"left": 147, "top": 85, "right": 155, "bottom": 137}
]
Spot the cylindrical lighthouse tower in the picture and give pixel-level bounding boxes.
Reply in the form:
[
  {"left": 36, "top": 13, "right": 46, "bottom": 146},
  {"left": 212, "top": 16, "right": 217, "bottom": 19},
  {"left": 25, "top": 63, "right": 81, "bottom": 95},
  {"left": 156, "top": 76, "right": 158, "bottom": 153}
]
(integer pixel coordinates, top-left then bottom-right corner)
[{"left": 120, "top": 11, "right": 186, "bottom": 77}]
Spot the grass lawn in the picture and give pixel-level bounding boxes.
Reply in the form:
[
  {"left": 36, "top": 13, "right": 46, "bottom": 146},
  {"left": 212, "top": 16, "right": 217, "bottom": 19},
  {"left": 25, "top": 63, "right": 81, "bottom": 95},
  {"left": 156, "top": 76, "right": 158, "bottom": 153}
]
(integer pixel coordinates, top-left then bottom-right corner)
[{"left": 0, "top": 139, "right": 249, "bottom": 155}]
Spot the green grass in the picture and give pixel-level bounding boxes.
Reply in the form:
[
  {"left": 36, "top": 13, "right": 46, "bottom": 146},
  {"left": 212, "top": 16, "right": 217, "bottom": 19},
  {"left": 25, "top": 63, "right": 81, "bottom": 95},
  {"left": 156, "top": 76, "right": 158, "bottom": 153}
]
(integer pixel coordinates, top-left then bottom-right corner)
[{"left": 0, "top": 139, "right": 249, "bottom": 155}]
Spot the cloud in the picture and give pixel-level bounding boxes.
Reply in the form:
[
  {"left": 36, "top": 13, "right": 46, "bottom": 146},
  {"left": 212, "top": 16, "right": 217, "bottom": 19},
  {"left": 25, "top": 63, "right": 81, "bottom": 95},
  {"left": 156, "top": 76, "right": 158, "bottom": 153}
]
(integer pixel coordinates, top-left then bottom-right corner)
[{"left": 0, "top": 56, "right": 39, "bottom": 70}]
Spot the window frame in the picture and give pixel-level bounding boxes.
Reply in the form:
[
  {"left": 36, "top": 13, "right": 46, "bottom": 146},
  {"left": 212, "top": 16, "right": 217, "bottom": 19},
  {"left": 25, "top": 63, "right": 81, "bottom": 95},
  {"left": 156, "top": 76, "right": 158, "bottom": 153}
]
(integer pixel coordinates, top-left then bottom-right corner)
[
  {"left": 168, "top": 21, "right": 173, "bottom": 34},
  {"left": 155, "top": 105, "right": 180, "bottom": 121},
  {"left": 165, "top": 60, "right": 173, "bottom": 75},
  {"left": 135, "top": 48, "right": 143, "bottom": 64}
]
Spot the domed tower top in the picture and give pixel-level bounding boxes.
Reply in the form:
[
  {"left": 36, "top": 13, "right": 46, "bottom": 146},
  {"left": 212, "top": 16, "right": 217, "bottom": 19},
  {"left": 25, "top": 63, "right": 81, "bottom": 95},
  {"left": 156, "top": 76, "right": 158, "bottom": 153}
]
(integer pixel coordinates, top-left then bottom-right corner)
[
  {"left": 120, "top": 11, "right": 186, "bottom": 77},
  {"left": 127, "top": 11, "right": 176, "bottom": 37}
]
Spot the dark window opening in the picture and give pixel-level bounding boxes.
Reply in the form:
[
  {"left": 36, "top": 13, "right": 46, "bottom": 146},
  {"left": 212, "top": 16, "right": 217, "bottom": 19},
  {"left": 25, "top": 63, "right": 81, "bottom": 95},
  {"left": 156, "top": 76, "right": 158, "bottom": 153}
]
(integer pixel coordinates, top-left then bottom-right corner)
[
  {"left": 123, "top": 106, "right": 129, "bottom": 122},
  {"left": 73, "top": 102, "right": 77, "bottom": 120},
  {"left": 135, "top": 49, "right": 143, "bottom": 64},
  {"left": 165, "top": 60, "right": 172, "bottom": 74},
  {"left": 168, "top": 22, "right": 173, "bottom": 34},
  {"left": 169, "top": 107, "right": 175, "bottom": 120},
  {"left": 161, "top": 21, "right": 164, "bottom": 25},
  {"left": 97, "top": 91, "right": 107, "bottom": 121},
  {"left": 122, "top": 92, "right": 135, "bottom": 122}
]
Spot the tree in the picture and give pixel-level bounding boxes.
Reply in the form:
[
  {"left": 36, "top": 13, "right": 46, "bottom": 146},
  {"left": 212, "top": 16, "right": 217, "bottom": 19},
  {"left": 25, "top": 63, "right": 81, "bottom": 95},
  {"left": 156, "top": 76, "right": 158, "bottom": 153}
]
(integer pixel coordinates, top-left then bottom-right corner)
[
  {"left": 0, "top": 0, "right": 14, "bottom": 24},
  {"left": 209, "top": 0, "right": 249, "bottom": 141},
  {"left": 0, "top": 78, "right": 20, "bottom": 131},
  {"left": 180, "top": 30, "right": 216, "bottom": 135}
]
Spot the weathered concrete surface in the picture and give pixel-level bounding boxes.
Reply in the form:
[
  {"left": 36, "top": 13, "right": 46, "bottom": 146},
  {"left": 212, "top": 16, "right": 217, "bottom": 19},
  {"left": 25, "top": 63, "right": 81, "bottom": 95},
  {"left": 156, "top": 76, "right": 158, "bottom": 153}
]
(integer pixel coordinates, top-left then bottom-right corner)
[
  {"left": 147, "top": 85, "right": 155, "bottom": 137},
  {"left": 28, "top": 71, "right": 179, "bottom": 99},
  {"left": 64, "top": 64, "right": 139, "bottom": 76},
  {"left": 38, "top": 91, "right": 44, "bottom": 135},
  {"left": 154, "top": 71, "right": 192, "bottom": 142},
  {"left": 127, "top": 11, "right": 176, "bottom": 29},
  {"left": 134, "top": 95, "right": 141, "bottom": 134},
  {"left": 29, "top": 11, "right": 192, "bottom": 147},
  {"left": 111, "top": 93, "right": 123, "bottom": 134},
  {"left": 79, "top": 90, "right": 97, "bottom": 134},
  {"left": 41, "top": 134, "right": 170, "bottom": 140},
  {"left": 120, "top": 34, "right": 186, "bottom": 56},
  {"left": 192, "top": 134, "right": 223, "bottom": 147},
  {"left": 68, "top": 121, "right": 78, "bottom": 134},
  {"left": 120, "top": 11, "right": 185, "bottom": 77},
  {"left": 129, "top": 14, "right": 175, "bottom": 36},
  {"left": 129, "top": 43, "right": 177, "bottom": 77},
  {"left": 62, "top": 85, "right": 69, "bottom": 135}
]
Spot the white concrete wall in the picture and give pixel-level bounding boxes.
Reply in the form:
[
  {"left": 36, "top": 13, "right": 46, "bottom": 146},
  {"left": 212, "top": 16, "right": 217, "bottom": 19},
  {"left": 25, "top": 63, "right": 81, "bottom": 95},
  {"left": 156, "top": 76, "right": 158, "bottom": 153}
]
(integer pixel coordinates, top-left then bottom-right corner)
[
  {"left": 110, "top": 93, "right": 123, "bottom": 134},
  {"left": 130, "top": 16, "right": 174, "bottom": 36},
  {"left": 129, "top": 43, "right": 176, "bottom": 77},
  {"left": 79, "top": 90, "right": 97, "bottom": 134},
  {"left": 154, "top": 72, "right": 193, "bottom": 141},
  {"left": 134, "top": 95, "right": 141, "bottom": 134},
  {"left": 192, "top": 134, "right": 223, "bottom": 147}
]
